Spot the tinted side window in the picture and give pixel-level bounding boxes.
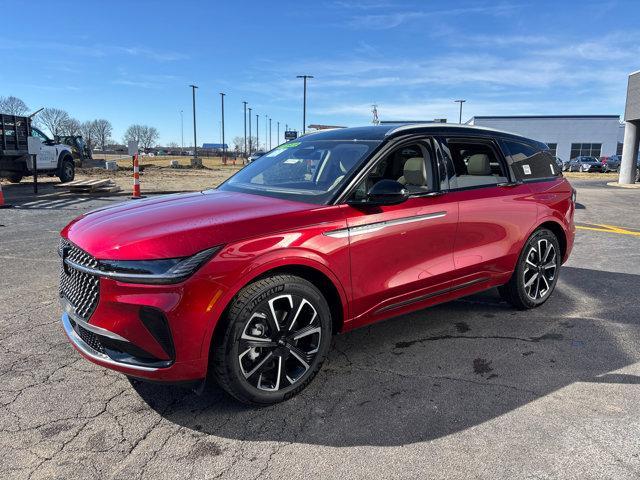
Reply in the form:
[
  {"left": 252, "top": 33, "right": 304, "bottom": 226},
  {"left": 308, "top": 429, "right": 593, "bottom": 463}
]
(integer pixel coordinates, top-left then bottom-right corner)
[
  {"left": 501, "top": 140, "right": 561, "bottom": 181},
  {"left": 441, "top": 138, "right": 508, "bottom": 190}
]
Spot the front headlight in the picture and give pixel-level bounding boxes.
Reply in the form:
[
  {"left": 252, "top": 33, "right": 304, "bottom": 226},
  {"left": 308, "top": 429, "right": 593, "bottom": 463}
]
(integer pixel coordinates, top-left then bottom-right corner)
[{"left": 94, "top": 246, "right": 221, "bottom": 284}]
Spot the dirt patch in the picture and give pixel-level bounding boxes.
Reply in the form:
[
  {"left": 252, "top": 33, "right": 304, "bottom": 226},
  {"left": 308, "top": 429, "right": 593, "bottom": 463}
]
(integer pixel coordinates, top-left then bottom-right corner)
[{"left": 74, "top": 164, "right": 242, "bottom": 193}]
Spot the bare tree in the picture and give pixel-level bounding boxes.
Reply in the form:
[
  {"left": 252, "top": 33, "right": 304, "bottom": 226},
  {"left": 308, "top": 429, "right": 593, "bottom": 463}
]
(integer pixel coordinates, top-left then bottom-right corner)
[
  {"left": 80, "top": 120, "right": 98, "bottom": 150},
  {"left": 61, "top": 118, "right": 82, "bottom": 136},
  {"left": 123, "top": 124, "right": 146, "bottom": 148},
  {"left": 92, "top": 119, "right": 112, "bottom": 152},
  {"left": 0, "top": 96, "right": 29, "bottom": 115},
  {"left": 40, "top": 108, "right": 70, "bottom": 137},
  {"left": 232, "top": 136, "right": 245, "bottom": 152},
  {"left": 141, "top": 126, "right": 159, "bottom": 150}
]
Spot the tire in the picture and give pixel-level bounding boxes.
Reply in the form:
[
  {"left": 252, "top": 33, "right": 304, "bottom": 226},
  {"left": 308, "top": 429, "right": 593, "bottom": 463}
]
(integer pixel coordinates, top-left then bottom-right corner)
[
  {"left": 7, "top": 173, "right": 23, "bottom": 183},
  {"left": 212, "top": 274, "right": 332, "bottom": 405},
  {"left": 58, "top": 157, "right": 75, "bottom": 183},
  {"left": 498, "top": 228, "right": 561, "bottom": 310}
]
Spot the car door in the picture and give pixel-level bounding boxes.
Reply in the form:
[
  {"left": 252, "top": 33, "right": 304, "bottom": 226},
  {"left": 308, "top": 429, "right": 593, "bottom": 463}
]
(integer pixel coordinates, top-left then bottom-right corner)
[
  {"left": 436, "top": 135, "right": 538, "bottom": 288},
  {"left": 339, "top": 137, "right": 459, "bottom": 326},
  {"left": 31, "top": 128, "right": 56, "bottom": 169}
]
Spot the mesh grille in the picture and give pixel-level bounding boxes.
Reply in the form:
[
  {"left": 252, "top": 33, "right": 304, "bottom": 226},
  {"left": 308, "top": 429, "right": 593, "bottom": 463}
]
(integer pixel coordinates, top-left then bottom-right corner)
[
  {"left": 74, "top": 322, "right": 105, "bottom": 353},
  {"left": 59, "top": 239, "right": 100, "bottom": 320}
]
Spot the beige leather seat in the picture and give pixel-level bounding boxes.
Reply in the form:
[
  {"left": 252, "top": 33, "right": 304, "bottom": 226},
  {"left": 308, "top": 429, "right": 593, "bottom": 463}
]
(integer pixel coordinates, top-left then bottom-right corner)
[
  {"left": 399, "top": 153, "right": 432, "bottom": 192},
  {"left": 453, "top": 153, "right": 507, "bottom": 188}
]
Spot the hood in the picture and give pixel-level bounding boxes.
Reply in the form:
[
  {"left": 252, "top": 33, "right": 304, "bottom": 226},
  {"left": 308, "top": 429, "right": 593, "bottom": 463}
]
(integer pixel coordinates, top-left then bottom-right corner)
[{"left": 61, "top": 190, "right": 321, "bottom": 260}]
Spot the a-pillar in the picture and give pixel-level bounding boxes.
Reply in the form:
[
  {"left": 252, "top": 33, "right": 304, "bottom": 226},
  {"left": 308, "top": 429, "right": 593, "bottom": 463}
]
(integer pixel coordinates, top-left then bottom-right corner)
[{"left": 619, "top": 120, "right": 639, "bottom": 184}]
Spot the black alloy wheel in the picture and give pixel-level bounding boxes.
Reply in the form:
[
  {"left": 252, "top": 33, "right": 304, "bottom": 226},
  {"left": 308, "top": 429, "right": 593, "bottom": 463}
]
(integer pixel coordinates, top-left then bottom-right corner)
[
  {"left": 499, "top": 228, "right": 561, "bottom": 309},
  {"left": 213, "top": 274, "right": 332, "bottom": 405}
]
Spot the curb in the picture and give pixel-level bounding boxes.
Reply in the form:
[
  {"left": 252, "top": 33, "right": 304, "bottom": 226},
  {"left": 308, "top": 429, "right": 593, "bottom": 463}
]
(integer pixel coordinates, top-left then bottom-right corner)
[{"left": 606, "top": 182, "right": 640, "bottom": 189}]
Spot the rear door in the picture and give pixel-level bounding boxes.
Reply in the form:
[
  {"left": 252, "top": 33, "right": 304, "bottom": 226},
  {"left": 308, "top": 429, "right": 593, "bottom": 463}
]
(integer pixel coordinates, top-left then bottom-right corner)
[{"left": 437, "top": 135, "right": 538, "bottom": 288}]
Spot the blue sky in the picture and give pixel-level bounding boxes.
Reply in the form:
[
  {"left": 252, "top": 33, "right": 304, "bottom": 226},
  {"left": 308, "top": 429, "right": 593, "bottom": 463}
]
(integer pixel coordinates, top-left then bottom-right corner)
[{"left": 1, "top": 0, "right": 639, "bottom": 148}]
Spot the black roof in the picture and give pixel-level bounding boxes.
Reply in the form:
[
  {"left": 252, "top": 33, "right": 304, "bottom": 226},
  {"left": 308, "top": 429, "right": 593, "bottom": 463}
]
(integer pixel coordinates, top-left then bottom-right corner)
[{"left": 298, "top": 123, "right": 539, "bottom": 144}]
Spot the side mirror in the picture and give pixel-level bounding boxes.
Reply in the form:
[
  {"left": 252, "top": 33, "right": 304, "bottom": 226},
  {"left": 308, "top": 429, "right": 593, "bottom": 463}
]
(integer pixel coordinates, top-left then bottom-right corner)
[{"left": 350, "top": 179, "right": 409, "bottom": 206}]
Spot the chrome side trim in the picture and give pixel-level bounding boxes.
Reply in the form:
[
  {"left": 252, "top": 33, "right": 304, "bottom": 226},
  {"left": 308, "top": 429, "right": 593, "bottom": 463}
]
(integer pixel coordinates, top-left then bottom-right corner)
[
  {"left": 324, "top": 211, "right": 446, "bottom": 238},
  {"left": 61, "top": 312, "right": 158, "bottom": 372},
  {"left": 60, "top": 298, "right": 129, "bottom": 342}
]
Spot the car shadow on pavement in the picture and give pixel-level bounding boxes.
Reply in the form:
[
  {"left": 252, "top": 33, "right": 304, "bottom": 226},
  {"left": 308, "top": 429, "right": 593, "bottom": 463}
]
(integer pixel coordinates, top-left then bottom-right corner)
[{"left": 130, "top": 266, "right": 640, "bottom": 447}]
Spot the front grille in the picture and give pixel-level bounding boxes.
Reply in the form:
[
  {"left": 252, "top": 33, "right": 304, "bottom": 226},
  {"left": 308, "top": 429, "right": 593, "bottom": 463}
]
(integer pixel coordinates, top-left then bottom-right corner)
[
  {"left": 59, "top": 239, "right": 100, "bottom": 320},
  {"left": 74, "top": 322, "right": 105, "bottom": 354}
]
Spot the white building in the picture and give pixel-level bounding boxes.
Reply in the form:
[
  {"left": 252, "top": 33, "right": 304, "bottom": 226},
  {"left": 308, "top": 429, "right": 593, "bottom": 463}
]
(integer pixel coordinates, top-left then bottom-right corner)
[{"left": 468, "top": 115, "right": 623, "bottom": 160}]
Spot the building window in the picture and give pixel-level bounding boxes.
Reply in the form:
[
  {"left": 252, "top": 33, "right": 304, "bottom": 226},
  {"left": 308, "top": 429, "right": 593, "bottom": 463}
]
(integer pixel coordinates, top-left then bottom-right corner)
[
  {"left": 546, "top": 143, "right": 557, "bottom": 156},
  {"left": 617, "top": 142, "right": 623, "bottom": 155},
  {"left": 570, "top": 143, "right": 602, "bottom": 159}
]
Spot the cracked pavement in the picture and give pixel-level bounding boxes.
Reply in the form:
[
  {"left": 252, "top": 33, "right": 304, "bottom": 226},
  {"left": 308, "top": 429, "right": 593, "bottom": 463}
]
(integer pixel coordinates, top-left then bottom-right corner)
[{"left": 1, "top": 178, "right": 639, "bottom": 479}]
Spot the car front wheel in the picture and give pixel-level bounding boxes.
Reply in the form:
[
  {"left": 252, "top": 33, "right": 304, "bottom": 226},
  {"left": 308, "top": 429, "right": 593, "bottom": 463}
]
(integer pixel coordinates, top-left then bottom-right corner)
[
  {"left": 212, "top": 274, "right": 332, "bottom": 405},
  {"left": 499, "top": 228, "right": 561, "bottom": 309}
]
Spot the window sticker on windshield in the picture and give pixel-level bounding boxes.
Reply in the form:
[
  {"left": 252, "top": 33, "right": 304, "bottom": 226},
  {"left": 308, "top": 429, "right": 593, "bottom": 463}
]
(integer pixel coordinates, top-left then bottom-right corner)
[
  {"left": 266, "top": 141, "right": 301, "bottom": 157},
  {"left": 522, "top": 164, "right": 532, "bottom": 175}
]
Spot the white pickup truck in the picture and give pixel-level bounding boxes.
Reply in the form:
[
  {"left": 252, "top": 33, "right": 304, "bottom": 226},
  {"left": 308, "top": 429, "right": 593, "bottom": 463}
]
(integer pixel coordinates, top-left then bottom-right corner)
[{"left": 0, "top": 114, "right": 75, "bottom": 183}]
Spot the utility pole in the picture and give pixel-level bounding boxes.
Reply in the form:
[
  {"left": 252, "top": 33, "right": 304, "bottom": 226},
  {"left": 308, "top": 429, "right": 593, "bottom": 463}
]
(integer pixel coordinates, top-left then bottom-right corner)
[
  {"left": 256, "top": 114, "right": 259, "bottom": 151},
  {"left": 248, "top": 107, "right": 252, "bottom": 155},
  {"left": 454, "top": 99, "right": 466, "bottom": 124},
  {"left": 180, "top": 110, "right": 184, "bottom": 154},
  {"left": 277, "top": 121, "right": 280, "bottom": 146},
  {"left": 296, "top": 75, "right": 314, "bottom": 134},
  {"left": 242, "top": 101, "right": 248, "bottom": 158},
  {"left": 189, "top": 84, "right": 198, "bottom": 159},
  {"left": 220, "top": 92, "right": 226, "bottom": 164}
]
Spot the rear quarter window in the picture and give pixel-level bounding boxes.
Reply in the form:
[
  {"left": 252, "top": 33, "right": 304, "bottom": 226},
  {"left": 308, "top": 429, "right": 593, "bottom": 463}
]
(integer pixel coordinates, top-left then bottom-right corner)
[{"left": 500, "top": 139, "right": 561, "bottom": 181}]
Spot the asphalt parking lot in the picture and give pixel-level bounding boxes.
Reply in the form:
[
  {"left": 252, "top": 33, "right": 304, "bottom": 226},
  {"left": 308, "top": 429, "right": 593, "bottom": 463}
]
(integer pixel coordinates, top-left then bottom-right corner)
[{"left": 1, "top": 178, "right": 639, "bottom": 479}]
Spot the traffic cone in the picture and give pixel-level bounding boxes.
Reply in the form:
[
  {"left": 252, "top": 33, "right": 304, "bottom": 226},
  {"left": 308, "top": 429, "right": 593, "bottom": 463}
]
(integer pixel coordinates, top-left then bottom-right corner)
[
  {"left": 0, "top": 181, "right": 13, "bottom": 209},
  {"left": 130, "top": 153, "right": 145, "bottom": 199}
]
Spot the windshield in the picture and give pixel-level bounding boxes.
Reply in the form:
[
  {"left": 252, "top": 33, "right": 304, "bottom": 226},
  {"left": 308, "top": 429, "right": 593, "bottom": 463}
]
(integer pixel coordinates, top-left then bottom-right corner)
[{"left": 219, "top": 139, "right": 380, "bottom": 204}]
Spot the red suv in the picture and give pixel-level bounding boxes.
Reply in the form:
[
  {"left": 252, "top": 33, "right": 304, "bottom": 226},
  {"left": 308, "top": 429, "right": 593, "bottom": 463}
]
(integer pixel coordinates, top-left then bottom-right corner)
[{"left": 60, "top": 124, "right": 575, "bottom": 404}]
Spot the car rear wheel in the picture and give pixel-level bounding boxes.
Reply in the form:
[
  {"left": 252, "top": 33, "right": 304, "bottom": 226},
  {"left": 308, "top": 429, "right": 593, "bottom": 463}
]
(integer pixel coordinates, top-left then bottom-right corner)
[
  {"left": 212, "top": 274, "right": 332, "bottom": 405},
  {"left": 499, "top": 228, "right": 561, "bottom": 310}
]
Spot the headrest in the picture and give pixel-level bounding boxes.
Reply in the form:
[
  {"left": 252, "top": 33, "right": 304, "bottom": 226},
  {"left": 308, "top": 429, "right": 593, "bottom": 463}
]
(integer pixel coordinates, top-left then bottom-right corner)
[
  {"left": 403, "top": 157, "right": 426, "bottom": 186},
  {"left": 467, "top": 154, "right": 491, "bottom": 175}
]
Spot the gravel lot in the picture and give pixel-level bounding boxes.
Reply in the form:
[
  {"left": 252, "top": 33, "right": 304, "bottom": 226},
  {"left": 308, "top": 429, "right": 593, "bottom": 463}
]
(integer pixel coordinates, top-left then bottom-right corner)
[{"left": 1, "top": 177, "right": 639, "bottom": 479}]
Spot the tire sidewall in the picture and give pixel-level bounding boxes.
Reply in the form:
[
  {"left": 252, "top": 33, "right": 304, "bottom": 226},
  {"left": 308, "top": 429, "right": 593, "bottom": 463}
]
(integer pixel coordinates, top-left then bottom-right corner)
[
  {"left": 224, "top": 277, "right": 332, "bottom": 404},
  {"left": 59, "top": 158, "right": 75, "bottom": 183},
  {"left": 514, "top": 229, "right": 561, "bottom": 308}
]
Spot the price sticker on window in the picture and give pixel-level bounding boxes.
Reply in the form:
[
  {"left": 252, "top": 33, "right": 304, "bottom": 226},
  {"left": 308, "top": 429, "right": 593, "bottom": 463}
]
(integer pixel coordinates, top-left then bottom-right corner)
[{"left": 522, "top": 164, "right": 532, "bottom": 175}]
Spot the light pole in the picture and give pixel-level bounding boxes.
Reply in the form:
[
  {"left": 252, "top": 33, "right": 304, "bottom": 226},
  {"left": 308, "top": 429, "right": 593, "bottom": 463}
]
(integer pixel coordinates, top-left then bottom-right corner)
[
  {"left": 264, "top": 115, "right": 268, "bottom": 150},
  {"left": 296, "top": 75, "right": 313, "bottom": 134},
  {"left": 242, "top": 101, "right": 248, "bottom": 158},
  {"left": 220, "top": 92, "right": 226, "bottom": 164},
  {"left": 277, "top": 121, "right": 280, "bottom": 146},
  {"left": 248, "top": 107, "right": 252, "bottom": 155},
  {"left": 256, "top": 114, "right": 259, "bottom": 152},
  {"left": 189, "top": 84, "right": 198, "bottom": 159},
  {"left": 179, "top": 110, "right": 184, "bottom": 154},
  {"left": 454, "top": 99, "right": 466, "bottom": 124},
  {"left": 269, "top": 117, "right": 272, "bottom": 150}
]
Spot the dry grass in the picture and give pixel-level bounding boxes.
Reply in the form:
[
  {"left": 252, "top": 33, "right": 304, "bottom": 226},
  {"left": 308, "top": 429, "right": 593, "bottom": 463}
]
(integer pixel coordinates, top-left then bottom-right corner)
[
  {"left": 94, "top": 154, "right": 242, "bottom": 169},
  {"left": 563, "top": 171, "right": 619, "bottom": 180}
]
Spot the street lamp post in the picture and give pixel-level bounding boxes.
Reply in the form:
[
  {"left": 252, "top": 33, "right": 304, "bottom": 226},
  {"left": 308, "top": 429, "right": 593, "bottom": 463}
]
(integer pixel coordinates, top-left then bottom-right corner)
[
  {"left": 296, "top": 75, "right": 313, "bottom": 134},
  {"left": 454, "top": 99, "right": 466, "bottom": 124},
  {"left": 264, "top": 115, "right": 268, "bottom": 150},
  {"left": 277, "top": 121, "right": 280, "bottom": 146},
  {"left": 189, "top": 84, "right": 198, "bottom": 159},
  {"left": 242, "top": 101, "right": 248, "bottom": 158},
  {"left": 248, "top": 107, "right": 252, "bottom": 156},
  {"left": 269, "top": 117, "right": 272, "bottom": 150},
  {"left": 256, "top": 114, "right": 259, "bottom": 152},
  {"left": 220, "top": 92, "right": 226, "bottom": 164}
]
